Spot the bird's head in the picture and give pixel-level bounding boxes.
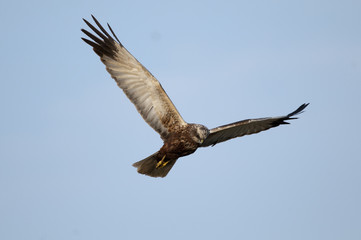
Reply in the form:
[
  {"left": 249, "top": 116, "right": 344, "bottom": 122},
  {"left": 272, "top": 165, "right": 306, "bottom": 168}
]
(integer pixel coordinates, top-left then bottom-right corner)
[{"left": 190, "top": 124, "right": 210, "bottom": 145}]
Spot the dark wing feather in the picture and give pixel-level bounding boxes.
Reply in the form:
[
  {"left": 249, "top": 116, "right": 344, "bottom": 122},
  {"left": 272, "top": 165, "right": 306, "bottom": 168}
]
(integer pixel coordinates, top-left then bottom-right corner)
[
  {"left": 200, "top": 103, "right": 309, "bottom": 147},
  {"left": 81, "top": 16, "right": 187, "bottom": 139}
]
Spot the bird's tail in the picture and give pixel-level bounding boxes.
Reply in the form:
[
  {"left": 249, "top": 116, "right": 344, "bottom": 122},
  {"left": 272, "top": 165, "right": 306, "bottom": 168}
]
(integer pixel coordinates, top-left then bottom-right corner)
[{"left": 132, "top": 152, "right": 178, "bottom": 178}]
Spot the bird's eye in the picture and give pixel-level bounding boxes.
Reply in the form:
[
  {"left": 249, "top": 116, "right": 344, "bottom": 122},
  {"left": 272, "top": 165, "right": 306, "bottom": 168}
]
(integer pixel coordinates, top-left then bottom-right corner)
[{"left": 196, "top": 131, "right": 202, "bottom": 139}]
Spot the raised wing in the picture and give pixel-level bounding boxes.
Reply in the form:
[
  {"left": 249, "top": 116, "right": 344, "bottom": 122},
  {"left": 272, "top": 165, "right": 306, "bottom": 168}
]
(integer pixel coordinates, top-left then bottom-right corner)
[
  {"left": 81, "top": 16, "right": 187, "bottom": 139},
  {"left": 200, "top": 103, "right": 309, "bottom": 147}
]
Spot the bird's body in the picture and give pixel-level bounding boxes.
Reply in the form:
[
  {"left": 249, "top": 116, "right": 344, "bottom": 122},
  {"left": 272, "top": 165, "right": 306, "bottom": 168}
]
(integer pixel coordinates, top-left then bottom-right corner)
[
  {"left": 133, "top": 123, "right": 209, "bottom": 177},
  {"left": 81, "top": 16, "right": 309, "bottom": 178},
  {"left": 159, "top": 124, "right": 209, "bottom": 159}
]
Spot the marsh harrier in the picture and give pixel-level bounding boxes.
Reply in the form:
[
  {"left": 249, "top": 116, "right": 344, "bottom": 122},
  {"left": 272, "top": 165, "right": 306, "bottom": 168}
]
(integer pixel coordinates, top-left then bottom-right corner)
[{"left": 81, "top": 16, "right": 308, "bottom": 177}]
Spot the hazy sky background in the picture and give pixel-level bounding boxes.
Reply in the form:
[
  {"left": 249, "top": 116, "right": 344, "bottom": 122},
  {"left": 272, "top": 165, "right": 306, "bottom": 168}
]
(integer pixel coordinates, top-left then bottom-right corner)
[{"left": 1, "top": 0, "right": 360, "bottom": 239}]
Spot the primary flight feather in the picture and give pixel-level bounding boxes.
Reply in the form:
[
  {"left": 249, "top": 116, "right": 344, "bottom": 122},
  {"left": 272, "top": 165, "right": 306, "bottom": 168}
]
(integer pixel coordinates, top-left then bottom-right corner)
[{"left": 81, "top": 16, "right": 309, "bottom": 178}]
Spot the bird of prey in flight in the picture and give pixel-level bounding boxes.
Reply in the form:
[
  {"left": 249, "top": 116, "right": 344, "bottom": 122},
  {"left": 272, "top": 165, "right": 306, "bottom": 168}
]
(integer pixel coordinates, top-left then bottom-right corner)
[{"left": 81, "top": 16, "right": 308, "bottom": 178}]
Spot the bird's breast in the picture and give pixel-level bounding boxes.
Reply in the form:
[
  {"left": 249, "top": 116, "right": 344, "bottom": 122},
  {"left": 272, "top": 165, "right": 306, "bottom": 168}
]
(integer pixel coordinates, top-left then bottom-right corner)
[{"left": 160, "top": 132, "right": 199, "bottom": 159}]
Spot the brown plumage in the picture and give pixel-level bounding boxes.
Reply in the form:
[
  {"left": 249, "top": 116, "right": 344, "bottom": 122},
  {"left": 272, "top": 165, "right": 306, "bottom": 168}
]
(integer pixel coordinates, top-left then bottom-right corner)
[{"left": 81, "top": 16, "right": 309, "bottom": 178}]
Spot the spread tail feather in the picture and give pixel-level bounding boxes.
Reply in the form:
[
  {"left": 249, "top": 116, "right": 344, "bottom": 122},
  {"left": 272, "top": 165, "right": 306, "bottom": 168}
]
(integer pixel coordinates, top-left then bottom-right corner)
[{"left": 132, "top": 152, "right": 178, "bottom": 178}]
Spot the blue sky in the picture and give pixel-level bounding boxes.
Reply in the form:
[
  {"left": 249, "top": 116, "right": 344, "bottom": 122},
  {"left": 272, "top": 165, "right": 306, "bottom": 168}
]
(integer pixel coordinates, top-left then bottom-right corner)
[{"left": 1, "top": 0, "right": 360, "bottom": 239}]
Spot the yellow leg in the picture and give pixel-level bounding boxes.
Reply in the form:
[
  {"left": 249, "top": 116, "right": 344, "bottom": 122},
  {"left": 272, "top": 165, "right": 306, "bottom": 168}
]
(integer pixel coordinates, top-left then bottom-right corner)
[
  {"left": 156, "top": 155, "right": 167, "bottom": 169},
  {"left": 161, "top": 161, "right": 169, "bottom": 168}
]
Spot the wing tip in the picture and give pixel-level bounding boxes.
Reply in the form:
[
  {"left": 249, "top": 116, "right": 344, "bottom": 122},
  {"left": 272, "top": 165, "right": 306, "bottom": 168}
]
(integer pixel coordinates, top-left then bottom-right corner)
[
  {"left": 287, "top": 103, "right": 309, "bottom": 117},
  {"left": 278, "top": 103, "right": 309, "bottom": 125},
  {"left": 81, "top": 15, "right": 122, "bottom": 58}
]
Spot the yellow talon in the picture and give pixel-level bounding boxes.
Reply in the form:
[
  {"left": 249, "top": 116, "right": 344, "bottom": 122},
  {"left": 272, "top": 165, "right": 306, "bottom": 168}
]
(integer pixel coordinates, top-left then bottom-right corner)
[
  {"left": 161, "top": 161, "right": 169, "bottom": 168},
  {"left": 156, "top": 155, "right": 167, "bottom": 168},
  {"left": 155, "top": 161, "right": 162, "bottom": 168}
]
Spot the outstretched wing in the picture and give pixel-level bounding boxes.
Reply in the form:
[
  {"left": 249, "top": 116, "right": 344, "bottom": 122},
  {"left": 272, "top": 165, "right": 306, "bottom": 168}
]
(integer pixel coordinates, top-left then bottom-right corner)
[
  {"left": 200, "top": 103, "right": 309, "bottom": 147},
  {"left": 81, "top": 16, "right": 187, "bottom": 139}
]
